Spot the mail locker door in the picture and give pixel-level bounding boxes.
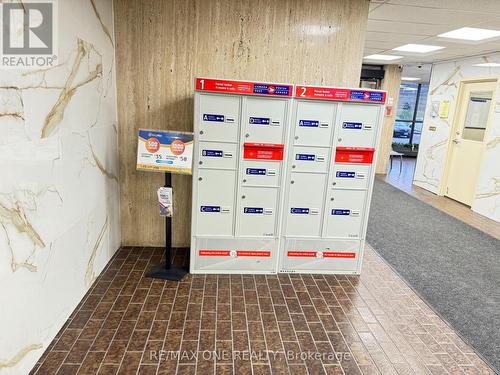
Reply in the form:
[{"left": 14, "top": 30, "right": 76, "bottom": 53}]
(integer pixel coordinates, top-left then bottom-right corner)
[
  {"left": 241, "top": 160, "right": 281, "bottom": 187},
  {"left": 294, "top": 101, "right": 335, "bottom": 147},
  {"left": 337, "top": 104, "right": 380, "bottom": 148},
  {"left": 286, "top": 173, "right": 326, "bottom": 237},
  {"left": 324, "top": 189, "right": 366, "bottom": 239},
  {"left": 291, "top": 146, "right": 329, "bottom": 173},
  {"left": 243, "top": 97, "right": 287, "bottom": 144},
  {"left": 198, "top": 94, "right": 240, "bottom": 142},
  {"left": 331, "top": 164, "right": 371, "bottom": 190},
  {"left": 198, "top": 142, "right": 237, "bottom": 169},
  {"left": 196, "top": 169, "right": 235, "bottom": 236},
  {"left": 237, "top": 187, "right": 278, "bottom": 237}
]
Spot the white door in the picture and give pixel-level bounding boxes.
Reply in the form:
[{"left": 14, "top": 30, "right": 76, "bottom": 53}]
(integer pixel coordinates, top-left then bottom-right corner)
[
  {"left": 445, "top": 80, "right": 496, "bottom": 205},
  {"left": 324, "top": 190, "right": 366, "bottom": 239},
  {"left": 236, "top": 187, "right": 278, "bottom": 237},
  {"left": 294, "top": 101, "right": 336, "bottom": 147},
  {"left": 243, "top": 97, "right": 287, "bottom": 144},
  {"left": 336, "top": 103, "right": 380, "bottom": 148},
  {"left": 196, "top": 169, "right": 236, "bottom": 236},
  {"left": 285, "top": 173, "right": 327, "bottom": 237},
  {"left": 198, "top": 94, "right": 240, "bottom": 142}
]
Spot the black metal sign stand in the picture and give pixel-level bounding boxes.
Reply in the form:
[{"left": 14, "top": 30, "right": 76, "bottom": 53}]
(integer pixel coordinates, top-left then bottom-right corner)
[{"left": 145, "top": 172, "right": 187, "bottom": 281}]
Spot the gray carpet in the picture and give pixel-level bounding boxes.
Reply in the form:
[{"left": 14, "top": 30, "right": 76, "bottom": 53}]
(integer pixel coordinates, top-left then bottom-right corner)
[{"left": 367, "top": 179, "right": 500, "bottom": 373}]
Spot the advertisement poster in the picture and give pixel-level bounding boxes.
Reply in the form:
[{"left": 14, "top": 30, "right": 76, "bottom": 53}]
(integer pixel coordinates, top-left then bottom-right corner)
[{"left": 137, "top": 129, "right": 194, "bottom": 174}]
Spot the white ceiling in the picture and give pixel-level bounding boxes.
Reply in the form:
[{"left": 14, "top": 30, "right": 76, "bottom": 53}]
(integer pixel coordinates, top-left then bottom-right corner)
[{"left": 365, "top": 0, "right": 500, "bottom": 65}]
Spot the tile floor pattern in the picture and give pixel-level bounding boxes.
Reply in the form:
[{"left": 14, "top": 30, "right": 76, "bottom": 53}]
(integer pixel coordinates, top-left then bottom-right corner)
[{"left": 30, "top": 246, "right": 494, "bottom": 375}]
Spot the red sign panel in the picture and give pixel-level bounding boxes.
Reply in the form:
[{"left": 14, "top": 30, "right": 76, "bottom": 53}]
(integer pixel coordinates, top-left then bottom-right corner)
[
  {"left": 323, "top": 252, "right": 356, "bottom": 259},
  {"left": 236, "top": 250, "right": 271, "bottom": 257},
  {"left": 196, "top": 78, "right": 292, "bottom": 97},
  {"left": 199, "top": 250, "right": 231, "bottom": 257},
  {"left": 243, "top": 143, "right": 284, "bottom": 160},
  {"left": 335, "top": 147, "right": 375, "bottom": 164},
  {"left": 287, "top": 251, "right": 317, "bottom": 257},
  {"left": 295, "top": 85, "right": 386, "bottom": 104}
]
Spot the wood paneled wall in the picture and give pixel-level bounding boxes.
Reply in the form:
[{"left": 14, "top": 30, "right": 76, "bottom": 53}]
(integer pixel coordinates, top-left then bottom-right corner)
[
  {"left": 376, "top": 65, "right": 402, "bottom": 174},
  {"left": 114, "top": 0, "right": 370, "bottom": 247}
]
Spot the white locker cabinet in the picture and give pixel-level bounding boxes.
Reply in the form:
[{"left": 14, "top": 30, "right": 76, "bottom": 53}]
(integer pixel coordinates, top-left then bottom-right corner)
[
  {"left": 337, "top": 104, "right": 381, "bottom": 148},
  {"left": 331, "top": 164, "right": 371, "bottom": 190},
  {"left": 196, "top": 169, "right": 236, "bottom": 236},
  {"left": 198, "top": 94, "right": 240, "bottom": 142},
  {"left": 285, "top": 173, "right": 326, "bottom": 237},
  {"left": 241, "top": 160, "right": 280, "bottom": 187},
  {"left": 192, "top": 78, "right": 294, "bottom": 274},
  {"left": 291, "top": 146, "right": 329, "bottom": 173},
  {"left": 244, "top": 97, "right": 287, "bottom": 144},
  {"left": 279, "top": 84, "right": 386, "bottom": 275},
  {"left": 237, "top": 187, "right": 278, "bottom": 237},
  {"left": 324, "top": 185, "right": 367, "bottom": 239},
  {"left": 198, "top": 142, "right": 238, "bottom": 169},
  {"left": 294, "top": 101, "right": 336, "bottom": 147},
  {"left": 281, "top": 239, "right": 360, "bottom": 273}
]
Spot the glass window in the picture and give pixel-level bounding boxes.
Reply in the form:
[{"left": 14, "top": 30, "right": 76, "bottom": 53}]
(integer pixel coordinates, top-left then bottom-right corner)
[{"left": 392, "top": 83, "right": 429, "bottom": 147}]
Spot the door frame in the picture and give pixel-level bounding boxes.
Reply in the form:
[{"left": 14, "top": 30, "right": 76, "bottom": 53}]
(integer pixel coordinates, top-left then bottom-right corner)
[{"left": 439, "top": 77, "right": 498, "bottom": 198}]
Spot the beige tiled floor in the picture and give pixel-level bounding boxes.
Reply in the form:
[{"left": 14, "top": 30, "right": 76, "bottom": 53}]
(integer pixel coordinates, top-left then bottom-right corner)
[{"left": 30, "top": 245, "right": 494, "bottom": 375}]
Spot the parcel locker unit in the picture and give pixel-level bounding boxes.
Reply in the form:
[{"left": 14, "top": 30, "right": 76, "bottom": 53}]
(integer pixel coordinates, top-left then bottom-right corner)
[
  {"left": 191, "top": 78, "right": 293, "bottom": 274},
  {"left": 280, "top": 85, "right": 386, "bottom": 274}
]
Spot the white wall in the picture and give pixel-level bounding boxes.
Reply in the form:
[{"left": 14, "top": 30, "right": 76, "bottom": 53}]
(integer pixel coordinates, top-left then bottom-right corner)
[
  {"left": 0, "top": 1, "right": 119, "bottom": 374},
  {"left": 414, "top": 54, "right": 500, "bottom": 223}
]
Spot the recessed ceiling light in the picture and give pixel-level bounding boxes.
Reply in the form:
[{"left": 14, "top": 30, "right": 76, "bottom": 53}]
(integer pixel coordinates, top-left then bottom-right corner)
[
  {"left": 401, "top": 77, "right": 420, "bottom": 81},
  {"left": 439, "top": 27, "right": 500, "bottom": 41},
  {"left": 393, "top": 44, "right": 444, "bottom": 53},
  {"left": 363, "top": 54, "right": 403, "bottom": 61},
  {"left": 473, "top": 62, "right": 500, "bottom": 67}
]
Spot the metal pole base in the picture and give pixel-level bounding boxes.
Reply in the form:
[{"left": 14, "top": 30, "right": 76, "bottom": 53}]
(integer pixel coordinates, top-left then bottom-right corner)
[{"left": 145, "top": 264, "right": 187, "bottom": 281}]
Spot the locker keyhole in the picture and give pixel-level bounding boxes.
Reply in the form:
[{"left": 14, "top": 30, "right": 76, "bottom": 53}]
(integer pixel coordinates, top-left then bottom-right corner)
[
  {"left": 199, "top": 161, "right": 203, "bottom": 165},
  {"left": 243, "top": 179, "right": 247, "bottom": 183},
  {"left": 198, "top": 177, "right": 202, "bottom": 181},
  {"left": 330, "top": 197, "right": 335, "bottom": 201},
  {"left": 199, "top": 130, "right": 204, "bottom": 135},
  {"left": 242, "top": 195, "right": 246, "bottom": 199},
  {"left": 291, "top": 181, "right": 294, "bottom": 184},
  {"left": 332, "top": 182, "right": 337, "bottom": 186},
  {"left": 245, "top": 133, "right": 250, "bottom": 138}
]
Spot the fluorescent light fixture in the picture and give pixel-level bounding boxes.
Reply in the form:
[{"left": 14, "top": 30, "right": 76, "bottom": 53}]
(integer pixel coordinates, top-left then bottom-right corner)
[
  {"left": 473, "top": 62, "right": 500, "bottom": 67},
  {"left": 363, "top": 54, "right": 402, "bottom": 61},
  {"left": 393, "top": 44, "right": 444, "bottom": 53},
  {"left": 401, "top": 77, "right": 420, "bottom": 81},
  {"left": 439, "top": 27, "right": 500, "bottom": 41}
]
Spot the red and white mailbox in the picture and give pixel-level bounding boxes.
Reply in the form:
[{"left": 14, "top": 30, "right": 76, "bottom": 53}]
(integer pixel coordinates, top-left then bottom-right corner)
[{"left": 279, "top": 85, "right": 386, "bottom": 274}]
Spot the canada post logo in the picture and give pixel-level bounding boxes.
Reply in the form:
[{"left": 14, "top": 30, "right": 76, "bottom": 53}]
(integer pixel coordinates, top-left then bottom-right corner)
[{"left": 1, "top": 1, "right": 58, "bottom": 69}]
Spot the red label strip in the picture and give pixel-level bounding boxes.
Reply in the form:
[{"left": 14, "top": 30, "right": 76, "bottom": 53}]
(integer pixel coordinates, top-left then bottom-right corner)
[
  {"left": 243, "top": 143, "right": 284, "bottom": 161},
  {"left": 198, "top": 250, "right": 270, "bottom": 257},
  {"left": 287, "top": 251, "right": 356, "bottom": 259},
  {"left": 295, "top": 85, "right": 386, "bottom": 104},
  {"left": 196, "top": 78, "right": 293, "bottom": 97},
  {"left": 335, "top": 147, "right": 375, "bottom": 164},
  {"left": 237, "top": 250, "right": 271, "bottom": 257}
]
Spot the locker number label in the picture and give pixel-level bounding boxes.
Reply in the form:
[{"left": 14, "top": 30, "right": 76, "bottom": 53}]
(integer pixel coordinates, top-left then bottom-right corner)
[
  {"left": 200, "top": 206, "right": 221, "bottom": 213},
  {"left": 332, "top": 209, "right": 351, "bottom": 215},
  {"left": 299, "top": 120, "right": 319, "bottom": 127},
  {"left": 249, "top": 117, "right": 270, "bottom": 125},
  {"left": 336, "top": 171, "right": 356, "bottom": 178},
  {"left": 203, "top": 114, "right": 225, "bottom": 122},
  {"left": 202, "top": 149, "right": 223, "bottom": 157},
  {"left": 246, "top": 168, "right": 266, "bottom": 175},
  {"left": 295, "top": 154, "right": 315, "bottom": 161},
  {"left": 342, "top": 122, "right": 363, "bottom": 129}
]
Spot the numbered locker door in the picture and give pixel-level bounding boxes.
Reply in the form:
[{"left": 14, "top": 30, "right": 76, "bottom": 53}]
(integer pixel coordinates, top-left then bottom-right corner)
[
  {"left": 243, "top": 97, "right": 287, "bottom": 144},
  {"left": 237, "top": 187, "right": 278, "bottom": 237},
  {"left": 198, "top": 142, "right": 237, "bottom": 169},
  {"left": 294, "top": 101, "right": 335, "bottom": 147},
  {"left": 241, "top": 160, "right": 281, "bottom": 187},
  {"left": 196, "top": 169, "right": 236, "bottom": 236},
  {"left": 285, "top": 173, "right": 326, "bottom": 237},
  {"left": 198, "top": 94, "right": 240, "bottom": 142},
  {"left": 291, "top": 146, "right": 329, "bottom": 174},
  {"left": 331, "top": 164, "right": 371, "bottom": 190},
  {"left": 324, "top": 190, "right": 366, "bottom": 239},
  {"left": 337, "top": 104, "right": 380, "bottom": 148}
]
